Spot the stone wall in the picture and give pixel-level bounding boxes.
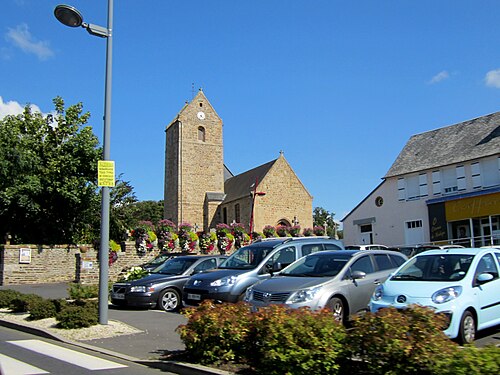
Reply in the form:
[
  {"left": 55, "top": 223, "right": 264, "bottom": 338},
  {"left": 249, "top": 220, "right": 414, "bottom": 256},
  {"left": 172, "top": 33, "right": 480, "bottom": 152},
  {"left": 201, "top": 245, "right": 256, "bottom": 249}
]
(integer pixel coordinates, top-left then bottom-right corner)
[{"left": 0, "top": 242, "right": 161, "bottom": 286}]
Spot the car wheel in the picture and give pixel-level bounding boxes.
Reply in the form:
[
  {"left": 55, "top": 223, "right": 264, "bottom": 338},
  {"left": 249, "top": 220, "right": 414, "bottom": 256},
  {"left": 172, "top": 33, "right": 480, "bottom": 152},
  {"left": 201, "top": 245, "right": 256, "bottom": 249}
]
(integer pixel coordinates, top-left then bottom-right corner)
[
  {"left": 458, "top": 310, "right": 476, "bottom": 344},
  {"left": 158, "top": 288, "right": 181, "bottom": 312},
  {"left": 327, "top": 297, "right": 345, "bottom": 324}
]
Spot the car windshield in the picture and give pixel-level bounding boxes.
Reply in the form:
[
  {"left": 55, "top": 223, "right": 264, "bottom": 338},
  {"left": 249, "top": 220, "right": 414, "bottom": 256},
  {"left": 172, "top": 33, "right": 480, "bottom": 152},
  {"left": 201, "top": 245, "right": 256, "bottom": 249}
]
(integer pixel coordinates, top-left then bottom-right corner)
[
  {"left": 391, "top": 254, "right": 474, "bottom": 281},
  {"left": 152, "top": 258, "right": 197, "bottom": 275},
  {"left": 219, "top": 246, "right": 274, "bottom": 270},
  {"left": 148, "top": 254, "right": 170, "bottom": 265},
  {"left": 280, "top": 253, "right": 352, "bottom": 277}
]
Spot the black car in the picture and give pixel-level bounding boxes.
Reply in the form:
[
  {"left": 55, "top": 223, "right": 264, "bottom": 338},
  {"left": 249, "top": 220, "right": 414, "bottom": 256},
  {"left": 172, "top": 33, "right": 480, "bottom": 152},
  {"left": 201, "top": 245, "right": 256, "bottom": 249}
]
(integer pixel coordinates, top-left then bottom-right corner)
[{"left": 111, "top": 255, "right": 227, "bottom": 312}]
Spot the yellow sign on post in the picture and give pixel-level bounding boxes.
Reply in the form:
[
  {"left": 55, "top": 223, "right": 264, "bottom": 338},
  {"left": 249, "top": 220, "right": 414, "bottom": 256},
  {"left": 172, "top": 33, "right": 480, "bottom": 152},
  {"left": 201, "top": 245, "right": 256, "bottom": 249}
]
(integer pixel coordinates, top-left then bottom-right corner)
[{"left": 98, "top": 160, "right": 115, "bottom": 187}]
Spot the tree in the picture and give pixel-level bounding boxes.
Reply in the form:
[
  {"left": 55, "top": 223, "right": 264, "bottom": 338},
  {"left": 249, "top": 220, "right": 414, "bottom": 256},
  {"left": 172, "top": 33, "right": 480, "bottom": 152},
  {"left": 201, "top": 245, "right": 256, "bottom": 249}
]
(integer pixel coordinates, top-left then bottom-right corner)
[
  {"left": 313, "top": 207, "right": 338, "bottom": 238},
  {"left": 109, "top": 175, "right": 138, "bottom": 242},
  {"left": 0, "top": 97, "right": 101, "bottom": 244}
]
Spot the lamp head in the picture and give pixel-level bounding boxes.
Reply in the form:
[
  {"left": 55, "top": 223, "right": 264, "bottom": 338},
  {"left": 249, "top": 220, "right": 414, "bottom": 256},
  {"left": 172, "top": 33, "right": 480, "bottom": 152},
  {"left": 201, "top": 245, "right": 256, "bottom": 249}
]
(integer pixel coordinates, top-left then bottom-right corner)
[{"left": 54, "top": 4, "right": 83, "bottom": 27}]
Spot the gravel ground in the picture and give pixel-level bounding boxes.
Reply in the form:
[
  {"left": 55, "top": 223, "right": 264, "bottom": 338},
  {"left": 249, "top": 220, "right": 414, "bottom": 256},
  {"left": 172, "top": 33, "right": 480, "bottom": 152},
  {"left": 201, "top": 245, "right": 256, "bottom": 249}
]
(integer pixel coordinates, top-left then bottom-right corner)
[{"left": 0, "top": 308, "right": 143, "bottom": 341}]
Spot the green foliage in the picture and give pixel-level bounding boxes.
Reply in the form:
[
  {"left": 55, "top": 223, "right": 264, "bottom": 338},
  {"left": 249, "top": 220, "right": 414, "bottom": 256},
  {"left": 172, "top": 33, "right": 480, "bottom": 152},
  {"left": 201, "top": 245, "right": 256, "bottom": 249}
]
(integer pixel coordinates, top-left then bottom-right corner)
[
  {"left": 28, "top": 299, "right": 58, "bottom": 320},
  {"left": 434, "top": 345, "right": 500, "bottom": 375},
  {"left": 119, "top": 266, "right": 149, "bottom": 281},
  {"left": 177, "top": 301, "right": 253, "bottom": 364},
  {"left": 0, "top": 97, "right": 101, "bottom": 244},
  {"left": 177, "top": 302, "right": 346, "bottom": 374},
  {"left": 0, "top": 289, "right": 23, "bottom": 308},
  {"left": 109, "top": 240, "right": 121, "bottom": 252},
  {"left": 313, "top": 207, "right": 337, "bottom": 237},
  {"left": 9, "top": 293, "right": 44, "bottom": 313},
  {"left": 56, "top": 300, "right": 98, "bottom": 329},
  {"left": 68, "top": 283, "right": 99, "bottom": 300},
  {"left": 346, "top": 305, "right": 459, "bottom": 375},
  {"left": 252, "top": 305, "right": 347, "bottom": 375}
]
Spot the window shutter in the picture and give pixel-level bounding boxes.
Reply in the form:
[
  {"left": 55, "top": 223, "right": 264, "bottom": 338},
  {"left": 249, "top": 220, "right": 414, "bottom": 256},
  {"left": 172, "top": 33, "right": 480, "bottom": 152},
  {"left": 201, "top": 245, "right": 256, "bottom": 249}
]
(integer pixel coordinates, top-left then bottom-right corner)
[
  {"left": 432, "top": 171, "right": 441, "bottom": 195},
  {"left": 471, "top": 162, "right": 481, "bottom": 188},
  {"left": 397, "top": 178, "right": 405, "bottom": 201},
  {"left": 419, "top": 173, "right": 428, "bottom": 197},
  {"left": 456, "top": 166, "right": 466, "bottom": 191}
]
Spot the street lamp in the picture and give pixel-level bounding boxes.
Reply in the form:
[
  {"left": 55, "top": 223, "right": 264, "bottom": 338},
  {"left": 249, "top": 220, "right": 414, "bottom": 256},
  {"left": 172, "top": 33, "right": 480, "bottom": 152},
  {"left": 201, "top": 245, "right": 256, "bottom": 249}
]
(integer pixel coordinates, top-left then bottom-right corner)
[
  {"left": 249, "top": 178, "right": 266, "bottom": 239},
  {"left": 54, "top": 2, "right": 114, "bottom": 325}
]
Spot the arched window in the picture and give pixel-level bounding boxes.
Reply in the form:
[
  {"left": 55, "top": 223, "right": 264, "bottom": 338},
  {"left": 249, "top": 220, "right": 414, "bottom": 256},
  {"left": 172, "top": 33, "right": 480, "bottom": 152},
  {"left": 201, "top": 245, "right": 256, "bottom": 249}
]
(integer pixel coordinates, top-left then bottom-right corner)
[{"left": 198, "top": 126, "right": 205, "bottom": 142}]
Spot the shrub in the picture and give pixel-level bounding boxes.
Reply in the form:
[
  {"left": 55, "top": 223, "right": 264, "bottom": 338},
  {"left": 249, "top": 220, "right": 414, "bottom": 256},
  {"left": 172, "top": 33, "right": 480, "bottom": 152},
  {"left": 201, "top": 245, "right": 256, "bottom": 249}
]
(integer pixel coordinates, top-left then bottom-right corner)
[
  {"left": 346, "top": 305, "right": 459, "bottom": 375},
  {"left": 10, "top": 294, "right": 44, "bottom": 313},
  {"left": 251, "top": 305, "right": 347, "bottom": 375},
  {"left": 68, "top": 283, "right": 99, "bottom": 300},
  {"left": 28, "top": 299, "right": 58, "bottom": 320},
  {"left": 56, "top": 300, "right": 98, "bottom": 329},
  {"left": 177, "top": 301, "right": 253, "bottom": 364},
  {"left": 436, "top": 344, "right": 500, "bottom": 375},
  {"left": 0, "top": 289, "right": 23, "bottom": 308}
]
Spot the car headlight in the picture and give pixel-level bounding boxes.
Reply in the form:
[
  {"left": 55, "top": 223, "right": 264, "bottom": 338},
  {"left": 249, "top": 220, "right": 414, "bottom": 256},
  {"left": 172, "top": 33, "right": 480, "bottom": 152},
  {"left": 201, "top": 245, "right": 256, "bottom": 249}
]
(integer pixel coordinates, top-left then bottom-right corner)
[
  {"left": 130, "top": 285, "right": 147, "bottom": 293},
  {"left": 210, "top": 275, "right": 238, "bottom": 287},
  {"left": 432, "top": 286, "right": 462, "bottom": 304},
  {"left": 372, "top": 285, "right": 384, "bottom": 301},
  {"left": 288, "top": 286, "right": 322, "bottom": 304}
]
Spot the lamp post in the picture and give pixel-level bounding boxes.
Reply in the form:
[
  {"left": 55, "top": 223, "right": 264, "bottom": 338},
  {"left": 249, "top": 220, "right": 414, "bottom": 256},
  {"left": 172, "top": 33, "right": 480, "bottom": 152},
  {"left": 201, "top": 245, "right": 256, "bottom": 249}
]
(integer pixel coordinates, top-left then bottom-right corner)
[
  {"left": 54, "top": 2, "right": 114, "bottom": 325},
  {"left": 249, "top": 178, "right": 266, "bottom": 239}
]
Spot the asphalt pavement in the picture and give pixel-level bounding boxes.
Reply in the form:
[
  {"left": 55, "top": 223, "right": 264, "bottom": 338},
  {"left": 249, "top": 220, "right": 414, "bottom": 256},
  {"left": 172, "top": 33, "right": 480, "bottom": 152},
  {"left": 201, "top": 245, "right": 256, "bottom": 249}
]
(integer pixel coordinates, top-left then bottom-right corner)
[{"left": 0, "top": 282, "right": 228, "bottom": 375}]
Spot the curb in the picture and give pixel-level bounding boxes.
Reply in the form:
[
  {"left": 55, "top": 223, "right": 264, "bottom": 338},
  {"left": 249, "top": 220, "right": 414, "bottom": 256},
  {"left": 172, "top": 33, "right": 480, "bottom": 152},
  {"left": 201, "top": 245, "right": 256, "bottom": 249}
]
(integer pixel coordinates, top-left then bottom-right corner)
[{"left": 0, "top": 318, "right": 233, "bottom": 375}]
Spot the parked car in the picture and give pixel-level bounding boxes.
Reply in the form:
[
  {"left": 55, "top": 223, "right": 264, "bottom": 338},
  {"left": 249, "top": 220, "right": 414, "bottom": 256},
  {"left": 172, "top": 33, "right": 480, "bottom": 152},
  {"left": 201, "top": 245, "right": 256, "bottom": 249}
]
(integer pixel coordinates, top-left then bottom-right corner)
[
  {"left": 244, "top": 249, "right": 407, "bottom": 324},
  {"left": 141, "top": 252, "right": 174, "bottom": 271},
  {"left": 369, "top": 247, "right": 500, "bottom": 344},
  {"left": 345, "top": 244, "right": 389, "bottom": 250},
  {"left": 394, "top": 244, "right": 465, "bottom": 258},
  {"left": 183, "top": 237, "right": 345, "bottom": 305},
  {"left": 111, "top": 255, "right": 227, "bottom": 312}
]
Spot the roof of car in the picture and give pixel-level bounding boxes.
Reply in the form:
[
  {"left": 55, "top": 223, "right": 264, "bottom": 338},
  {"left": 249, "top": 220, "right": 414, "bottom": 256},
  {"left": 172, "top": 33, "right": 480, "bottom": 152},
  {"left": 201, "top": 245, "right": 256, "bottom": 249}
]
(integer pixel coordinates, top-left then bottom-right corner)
[
  {"left": 414, "top": 247, "right": 495, "bottom": 256},
  {"left": 173, "top": 254, "right": 227, "bottom": 260}
]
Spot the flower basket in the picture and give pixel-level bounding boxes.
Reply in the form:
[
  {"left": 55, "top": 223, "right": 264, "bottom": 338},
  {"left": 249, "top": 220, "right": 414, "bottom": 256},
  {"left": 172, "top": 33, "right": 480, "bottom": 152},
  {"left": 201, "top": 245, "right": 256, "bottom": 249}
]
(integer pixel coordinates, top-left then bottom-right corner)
[
  {"left": 198, "top": 231, "right": 217, "bottom": 254},
  {"left": 155, "top": 219, "right": 177, "bottom": 251},
  {"left": 289, "top": 225, "right": 301, "bottom": 237},
  {"left": 178, "top": 222, "right": 198, "bottom": 253},
  {"left": 263, "top": 225, "right": 277, "bottom": 238},
  {"left": 131, "top": 221, "right": 155, "bottom": 254},
  {"left": 216, "top": 224, "right": 233, "bottom": 254},
  {"left": 302, "top": 227, "right": 314, "bottom": 237},
  {"left": 231, "top": 222, "right": 247, "bottom": 249},
  {"left": 313, "top": 225, "right": 326, "bottom": 236},
  {"left": 276, "top": 225, "right": 289, "bottom": 237}
]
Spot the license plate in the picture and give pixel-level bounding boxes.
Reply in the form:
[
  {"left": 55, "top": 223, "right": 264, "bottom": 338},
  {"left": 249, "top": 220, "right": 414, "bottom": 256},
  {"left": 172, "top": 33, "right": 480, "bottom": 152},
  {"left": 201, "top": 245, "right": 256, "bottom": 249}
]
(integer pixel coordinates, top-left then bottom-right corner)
[
  {"left": 187, "top": 293, "right": 201, "bottom": 301},
  {"left": 112, "top": 293, "right": 125, "bottom": 300}
]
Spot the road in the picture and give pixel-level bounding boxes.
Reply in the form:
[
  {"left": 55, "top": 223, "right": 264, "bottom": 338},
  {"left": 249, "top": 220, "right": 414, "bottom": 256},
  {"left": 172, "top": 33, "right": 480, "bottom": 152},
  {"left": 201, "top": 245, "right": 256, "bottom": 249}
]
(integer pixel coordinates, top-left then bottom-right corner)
[{"left": 0, "top": 326, "right": 176, "bottom": 375}]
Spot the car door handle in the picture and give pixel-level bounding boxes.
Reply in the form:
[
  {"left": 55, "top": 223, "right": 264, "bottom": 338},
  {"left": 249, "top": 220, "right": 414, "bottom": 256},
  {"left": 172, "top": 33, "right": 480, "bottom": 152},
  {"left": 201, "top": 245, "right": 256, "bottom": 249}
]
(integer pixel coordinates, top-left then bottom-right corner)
[{"left": 373, "top": 279, "right": 381, "bottom": 285}]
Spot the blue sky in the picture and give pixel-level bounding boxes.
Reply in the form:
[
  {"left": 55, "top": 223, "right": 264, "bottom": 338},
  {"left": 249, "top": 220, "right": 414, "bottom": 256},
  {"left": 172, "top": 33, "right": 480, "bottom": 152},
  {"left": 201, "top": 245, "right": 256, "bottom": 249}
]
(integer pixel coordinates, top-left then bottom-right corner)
[{"left": 2, "top": 0, "right": 500, "bottom": 223}]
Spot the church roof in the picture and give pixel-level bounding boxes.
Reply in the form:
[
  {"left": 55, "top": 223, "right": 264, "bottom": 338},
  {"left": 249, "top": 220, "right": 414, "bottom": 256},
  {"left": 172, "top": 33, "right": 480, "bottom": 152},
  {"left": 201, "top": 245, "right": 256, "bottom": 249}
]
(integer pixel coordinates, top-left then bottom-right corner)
[
  {"left": 223, "top": 159, "right": 277, "bottom": 203},
  {"left": 385, "top": 111, "right": 500, "bottom": 178}
]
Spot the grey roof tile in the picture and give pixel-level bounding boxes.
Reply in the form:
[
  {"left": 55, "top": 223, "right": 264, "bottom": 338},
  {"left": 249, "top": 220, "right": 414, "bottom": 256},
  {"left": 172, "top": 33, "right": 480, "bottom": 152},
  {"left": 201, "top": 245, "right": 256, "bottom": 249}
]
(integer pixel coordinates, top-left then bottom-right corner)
[{"left": 385, "top": 112, "right": 500, "bottom": 177}]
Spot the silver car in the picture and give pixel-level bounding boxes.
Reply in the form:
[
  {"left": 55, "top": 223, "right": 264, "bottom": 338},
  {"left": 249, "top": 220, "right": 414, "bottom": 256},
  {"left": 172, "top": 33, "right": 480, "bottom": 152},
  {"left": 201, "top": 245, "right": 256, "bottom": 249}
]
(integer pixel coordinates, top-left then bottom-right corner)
[{"left": 245, "top": 249, "right": 407, "bottom": 323}]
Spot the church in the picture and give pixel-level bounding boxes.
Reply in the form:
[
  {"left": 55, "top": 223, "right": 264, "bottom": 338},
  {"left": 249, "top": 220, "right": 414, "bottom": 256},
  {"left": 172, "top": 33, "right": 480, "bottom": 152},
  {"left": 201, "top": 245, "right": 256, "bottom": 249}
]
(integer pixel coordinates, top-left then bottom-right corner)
[{"left": 163, "top": 89, "right": 313, "bottom": 233}]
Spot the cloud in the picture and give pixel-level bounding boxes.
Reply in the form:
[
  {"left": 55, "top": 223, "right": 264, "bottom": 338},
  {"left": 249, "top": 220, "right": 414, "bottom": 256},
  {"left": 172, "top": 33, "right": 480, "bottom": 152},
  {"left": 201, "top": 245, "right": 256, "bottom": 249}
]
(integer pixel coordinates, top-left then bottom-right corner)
[
  {"left": 5, "top": 23, "right": 54, "bottom": 61},
  {"left": 428, "top": 71, "right": 450, "bottom": 85},
  {"left": 0, "top": 97, "right": 42, "bottom": 119},
  {"left": 485, "top": 69, "right": 500, "bottom": 88}
]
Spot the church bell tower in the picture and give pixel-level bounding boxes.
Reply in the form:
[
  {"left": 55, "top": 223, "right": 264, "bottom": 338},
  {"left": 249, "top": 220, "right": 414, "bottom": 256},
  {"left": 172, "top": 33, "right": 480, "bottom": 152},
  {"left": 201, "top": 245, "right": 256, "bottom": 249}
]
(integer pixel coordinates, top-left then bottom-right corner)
[{"left": 164, "top": 89, "right": 225, "bottom": 230}]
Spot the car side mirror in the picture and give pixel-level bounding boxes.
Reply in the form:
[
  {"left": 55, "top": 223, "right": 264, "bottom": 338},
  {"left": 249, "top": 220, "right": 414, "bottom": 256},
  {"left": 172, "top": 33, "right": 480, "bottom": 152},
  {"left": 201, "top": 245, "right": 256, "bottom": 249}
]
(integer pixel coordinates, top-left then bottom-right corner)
[
  {"left": 351, "top": 270, "right": 366, "bottom": 280},
  {"left": 477, "top": 272, "right": 494, "bottom": 284}
]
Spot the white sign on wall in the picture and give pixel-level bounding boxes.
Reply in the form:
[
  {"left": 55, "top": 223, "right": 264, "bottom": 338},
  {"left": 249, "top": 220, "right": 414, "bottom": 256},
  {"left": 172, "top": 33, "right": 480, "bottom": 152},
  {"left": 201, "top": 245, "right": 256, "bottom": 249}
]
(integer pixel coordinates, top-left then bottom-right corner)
[{"left": 19, "top": 248, "right": 31, "bottom": 264}]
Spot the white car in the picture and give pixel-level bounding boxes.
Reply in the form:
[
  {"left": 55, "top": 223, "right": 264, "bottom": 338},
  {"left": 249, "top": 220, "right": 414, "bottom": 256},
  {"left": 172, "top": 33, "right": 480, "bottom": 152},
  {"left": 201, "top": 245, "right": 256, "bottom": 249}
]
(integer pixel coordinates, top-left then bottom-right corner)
[{"left": 370, "top": 247, "right": 500, "bottom": 344}]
